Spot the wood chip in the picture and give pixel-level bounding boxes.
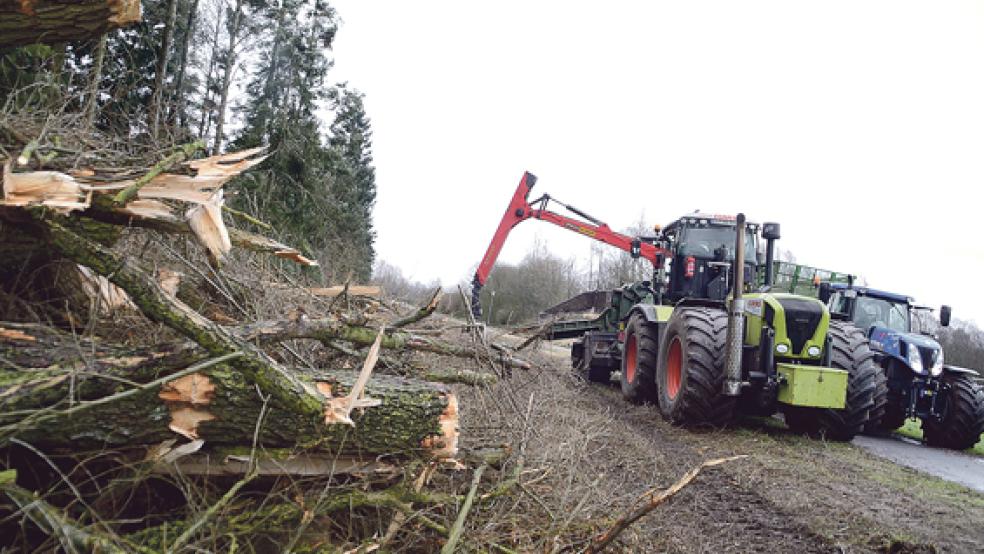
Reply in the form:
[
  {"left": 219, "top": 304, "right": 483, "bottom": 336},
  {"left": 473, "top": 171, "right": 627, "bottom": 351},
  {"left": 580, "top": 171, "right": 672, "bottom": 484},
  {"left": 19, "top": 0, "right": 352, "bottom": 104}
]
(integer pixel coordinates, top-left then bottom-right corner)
[{"left": 0, "top": 327, "right": 36, "bottom": 342}]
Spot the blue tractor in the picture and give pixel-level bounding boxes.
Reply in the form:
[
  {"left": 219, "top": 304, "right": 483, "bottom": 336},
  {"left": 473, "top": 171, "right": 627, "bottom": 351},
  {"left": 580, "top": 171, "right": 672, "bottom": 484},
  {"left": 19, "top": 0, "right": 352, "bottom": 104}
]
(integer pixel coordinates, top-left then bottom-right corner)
[{"left": 819, "top": 283, "right": 984, "bottom": 450}]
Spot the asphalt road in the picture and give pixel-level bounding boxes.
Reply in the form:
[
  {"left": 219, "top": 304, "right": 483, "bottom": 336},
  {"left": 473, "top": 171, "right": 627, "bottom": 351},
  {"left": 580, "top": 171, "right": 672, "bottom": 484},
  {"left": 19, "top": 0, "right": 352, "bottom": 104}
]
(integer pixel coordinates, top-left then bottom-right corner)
[{"left": 853, "top": 434, "right": 984, "bottom": 493}]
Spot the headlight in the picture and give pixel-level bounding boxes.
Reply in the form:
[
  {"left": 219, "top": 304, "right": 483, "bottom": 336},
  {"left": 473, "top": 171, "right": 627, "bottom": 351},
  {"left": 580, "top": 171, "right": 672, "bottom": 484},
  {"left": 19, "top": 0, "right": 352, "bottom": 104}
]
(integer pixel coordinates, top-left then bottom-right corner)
[
  {"left": 930, "top": 349, "right": 944, "bottom": 377},
  {"left": 776, "top": 343, "right": 790, "bottom": 355},
  {"left": 807, "top": 345, "right": 821, "bottom": 358},
  {"left": 907, "top": 344, "right": 924, "bottom": 374}
]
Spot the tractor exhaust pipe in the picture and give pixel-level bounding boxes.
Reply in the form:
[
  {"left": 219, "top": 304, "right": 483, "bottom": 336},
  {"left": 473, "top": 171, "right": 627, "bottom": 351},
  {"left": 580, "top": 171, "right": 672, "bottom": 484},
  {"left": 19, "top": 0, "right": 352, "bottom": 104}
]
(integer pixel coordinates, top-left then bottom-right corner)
[
  {"left": 723, "top": 213, "right": 746, "bottom": 397},
  {"left": 762, "top": 222, "right": 780, "bottom": 287}
]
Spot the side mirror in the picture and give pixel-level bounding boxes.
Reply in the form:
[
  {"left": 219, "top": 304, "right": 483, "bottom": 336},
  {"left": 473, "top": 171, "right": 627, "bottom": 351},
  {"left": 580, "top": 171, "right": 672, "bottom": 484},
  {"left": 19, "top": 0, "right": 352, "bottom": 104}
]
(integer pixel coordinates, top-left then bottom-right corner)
[
  {"left": 762, "top": 222, "right": 781, "bottom": 241},
  {"left": 940, "top": 305, "right": 952, "bottom": 327},
  {"left": 818, "top": 282, "right": 832, "bottom": 303}
]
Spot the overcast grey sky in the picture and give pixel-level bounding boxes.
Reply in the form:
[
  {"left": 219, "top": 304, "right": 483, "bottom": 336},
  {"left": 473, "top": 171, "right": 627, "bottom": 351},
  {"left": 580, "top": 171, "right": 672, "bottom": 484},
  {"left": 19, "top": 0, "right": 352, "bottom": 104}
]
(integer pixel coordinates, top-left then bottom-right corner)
[{"left": 330, "top": 1, "right": 984, "bottom": 325}]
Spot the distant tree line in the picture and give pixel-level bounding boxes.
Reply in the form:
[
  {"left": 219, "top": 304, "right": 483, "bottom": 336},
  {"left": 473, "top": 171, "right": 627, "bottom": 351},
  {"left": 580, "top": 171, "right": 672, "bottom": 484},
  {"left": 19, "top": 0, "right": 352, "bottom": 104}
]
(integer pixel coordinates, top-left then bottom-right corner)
[
  {"left": 938, "top": 321, "right": 984, "bottom": 371},
  {"left": 376, "top": 218, "right": 984, "bottom": 371},
  {"left": 1, "top": 0, "right": 375, "bottom": 281}
]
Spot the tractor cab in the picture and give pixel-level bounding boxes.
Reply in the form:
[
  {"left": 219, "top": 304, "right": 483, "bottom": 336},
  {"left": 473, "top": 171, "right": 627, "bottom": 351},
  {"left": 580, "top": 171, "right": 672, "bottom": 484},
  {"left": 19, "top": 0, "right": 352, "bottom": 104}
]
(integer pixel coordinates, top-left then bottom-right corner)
[
  {"left": 827, "top": 285, "right": 913, "bottom": 334},
  {"left": 660, "top": 214, "right": 766, "bottom": 303}
]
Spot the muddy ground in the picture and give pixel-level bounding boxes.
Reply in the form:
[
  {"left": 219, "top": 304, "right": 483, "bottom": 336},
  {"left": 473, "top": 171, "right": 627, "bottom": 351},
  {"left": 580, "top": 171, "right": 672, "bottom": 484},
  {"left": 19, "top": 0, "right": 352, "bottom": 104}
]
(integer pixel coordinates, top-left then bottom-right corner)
[{"left": 421, "top": 318, "right": 984, "bottom": 553}]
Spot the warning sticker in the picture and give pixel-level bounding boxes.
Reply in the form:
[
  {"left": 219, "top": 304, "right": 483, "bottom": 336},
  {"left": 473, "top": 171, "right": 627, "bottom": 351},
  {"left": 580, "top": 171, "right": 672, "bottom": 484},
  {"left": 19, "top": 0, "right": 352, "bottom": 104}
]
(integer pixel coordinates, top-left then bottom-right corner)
[{"left": 744, "top": 298, "right": 764, "bottom": 317}]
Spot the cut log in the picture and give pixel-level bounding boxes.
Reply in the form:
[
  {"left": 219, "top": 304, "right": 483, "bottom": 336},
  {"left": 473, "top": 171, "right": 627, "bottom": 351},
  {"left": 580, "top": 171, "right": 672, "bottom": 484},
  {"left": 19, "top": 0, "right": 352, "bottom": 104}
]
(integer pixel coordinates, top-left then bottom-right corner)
[
  {"left": 0, "top": 323, "right": 458, "bottom": 458},
  {"left": 1, "top": 364, "right": 458, "bottom": 459},
  {"left": 0, "top": 0, "right": 142, "bottom": 48}
]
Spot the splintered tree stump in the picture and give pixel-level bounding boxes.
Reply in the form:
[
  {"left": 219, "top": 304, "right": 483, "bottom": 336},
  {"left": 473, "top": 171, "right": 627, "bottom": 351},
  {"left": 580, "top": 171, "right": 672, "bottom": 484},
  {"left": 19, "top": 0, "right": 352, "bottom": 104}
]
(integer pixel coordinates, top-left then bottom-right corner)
[{"left": 0, "top": 327, "right": 458, "bottom": 459}]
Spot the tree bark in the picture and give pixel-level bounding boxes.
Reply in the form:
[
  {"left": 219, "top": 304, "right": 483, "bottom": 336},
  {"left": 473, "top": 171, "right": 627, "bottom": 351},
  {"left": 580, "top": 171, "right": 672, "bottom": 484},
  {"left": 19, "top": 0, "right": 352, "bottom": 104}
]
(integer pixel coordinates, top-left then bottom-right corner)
[
  {"left": 0, "top": 326, "right": 457, "bottom": 458},
  {"left": 82, "top": 33, "right": 108, "bottom": 132},
  {"left": 0, "top": 0, "right": 141, "bottom": 48}
]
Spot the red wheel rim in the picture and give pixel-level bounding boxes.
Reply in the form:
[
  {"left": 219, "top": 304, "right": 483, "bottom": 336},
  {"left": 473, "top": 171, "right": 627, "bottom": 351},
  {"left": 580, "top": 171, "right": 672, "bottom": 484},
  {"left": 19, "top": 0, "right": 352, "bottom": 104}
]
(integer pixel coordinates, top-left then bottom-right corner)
[
  {"left": 625, "top": 333, "right": 637, "bottom": 383},
  {"left": 666, "top": 337, "right": 682, "bottom": 400}
]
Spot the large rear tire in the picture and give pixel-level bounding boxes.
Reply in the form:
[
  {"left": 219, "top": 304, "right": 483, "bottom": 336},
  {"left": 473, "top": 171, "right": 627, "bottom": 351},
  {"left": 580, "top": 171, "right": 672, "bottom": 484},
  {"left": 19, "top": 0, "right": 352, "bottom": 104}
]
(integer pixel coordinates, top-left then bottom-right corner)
[
  {"left": 655, "top": 307, "right": 735, "bottom": 427},
  {"left": 922, "top": 373, "right": 984, "bottom": 451},
  {"left": 784, "top": 321, "right": 877, "bottom": 441},
  {"left": 863, "top": 366, "right": 889, "bottom": 434},
  {"left": 620, "top": 314, "right": 658, "bottom": 403}
]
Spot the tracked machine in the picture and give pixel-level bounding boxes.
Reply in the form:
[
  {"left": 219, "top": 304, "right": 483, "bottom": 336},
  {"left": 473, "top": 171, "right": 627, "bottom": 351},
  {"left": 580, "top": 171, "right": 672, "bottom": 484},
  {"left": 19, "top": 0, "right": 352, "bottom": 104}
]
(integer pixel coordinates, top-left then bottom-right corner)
[{"left": 473, "top": 173, "right": 878, "bottom": 440}]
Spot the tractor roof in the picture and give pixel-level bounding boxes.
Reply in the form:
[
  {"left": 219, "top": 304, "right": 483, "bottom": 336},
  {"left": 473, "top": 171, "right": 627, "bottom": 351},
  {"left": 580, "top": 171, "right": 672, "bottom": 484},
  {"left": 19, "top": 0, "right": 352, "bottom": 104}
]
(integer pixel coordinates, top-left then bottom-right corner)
[
  {"left": 829, "top": 283, "right": 912, "bottom": 304},
  {"left": 664, "top": 213, "right": 760, "bottom": 230}
]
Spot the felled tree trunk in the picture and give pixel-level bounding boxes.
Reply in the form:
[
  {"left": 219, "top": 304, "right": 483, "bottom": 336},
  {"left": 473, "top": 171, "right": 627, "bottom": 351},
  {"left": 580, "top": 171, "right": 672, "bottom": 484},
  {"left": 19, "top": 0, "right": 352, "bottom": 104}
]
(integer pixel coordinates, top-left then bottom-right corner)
[
  {"left": 0, "top": 0, "right": 141, "bottom": 48},
  {"left": 0, "top": 324, "right": 458, "bottom": 459}
]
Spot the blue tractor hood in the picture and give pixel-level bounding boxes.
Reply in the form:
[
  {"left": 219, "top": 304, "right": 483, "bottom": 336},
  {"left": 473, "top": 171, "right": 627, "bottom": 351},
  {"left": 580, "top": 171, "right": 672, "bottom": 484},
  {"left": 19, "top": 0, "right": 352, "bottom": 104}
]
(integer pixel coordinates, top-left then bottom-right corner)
[{"left": 868, "top": 326, "right": 942, "bottom": 373}]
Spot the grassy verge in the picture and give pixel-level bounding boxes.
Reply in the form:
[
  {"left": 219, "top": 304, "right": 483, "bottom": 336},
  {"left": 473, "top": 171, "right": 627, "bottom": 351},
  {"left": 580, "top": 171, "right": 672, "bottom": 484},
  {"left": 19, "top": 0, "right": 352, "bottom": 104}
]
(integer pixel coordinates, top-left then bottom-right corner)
[{"left": 894, "top": 419, "right": 984, "bottom": 456}]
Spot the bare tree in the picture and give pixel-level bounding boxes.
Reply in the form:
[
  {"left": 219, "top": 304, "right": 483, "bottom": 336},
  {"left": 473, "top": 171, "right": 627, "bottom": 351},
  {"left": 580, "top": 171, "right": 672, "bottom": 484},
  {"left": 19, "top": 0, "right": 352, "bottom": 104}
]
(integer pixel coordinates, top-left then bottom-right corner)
[{"left": 212, "top": 0, "right": 245, "bottom": 153}]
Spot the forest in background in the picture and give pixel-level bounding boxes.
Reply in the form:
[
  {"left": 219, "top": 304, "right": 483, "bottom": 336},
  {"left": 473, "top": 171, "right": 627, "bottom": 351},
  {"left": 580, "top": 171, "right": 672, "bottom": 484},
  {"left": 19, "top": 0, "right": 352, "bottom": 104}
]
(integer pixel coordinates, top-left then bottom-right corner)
[{"left": 1, "top": 0, "right": 376, "bottom": 281}]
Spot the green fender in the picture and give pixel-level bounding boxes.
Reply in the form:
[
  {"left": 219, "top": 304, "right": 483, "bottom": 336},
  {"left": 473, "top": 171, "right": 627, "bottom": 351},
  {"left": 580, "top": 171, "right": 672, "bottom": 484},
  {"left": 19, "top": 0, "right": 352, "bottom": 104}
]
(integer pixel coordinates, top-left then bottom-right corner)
[{"left": 628, "top": 304, "right": 674, "bottom": 325}]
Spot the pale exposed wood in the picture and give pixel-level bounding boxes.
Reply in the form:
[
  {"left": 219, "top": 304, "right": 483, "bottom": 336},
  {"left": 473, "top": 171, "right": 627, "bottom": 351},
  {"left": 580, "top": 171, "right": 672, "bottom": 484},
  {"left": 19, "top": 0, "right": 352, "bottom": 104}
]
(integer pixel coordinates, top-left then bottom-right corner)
[
  {"left": 2, "top": 148, "right": 317, "bottom": 267},
  {"left": 186, "top": 190, "right": 232, "bottom": 265},
  {"left": 117, "top": 198, "right": 174, "bottom": 219},
  {"left": 226, "top": 229, "right": 319, "bottom": 267},
  {"left": 422, "top": 393, "right": 459, "bottom": 459},
  {"left": 75, "top": 264, "right": 135, "bottom": 312},
  {"left": 111, "top": 141, "right": 198, "bottom": 205},
  {"left": 2, "top": 161, "right": 88, "bottom": 214},
  {"left": 309, "top": 285, "right": 382, "bottom": 298},
  {"left": 325, "top": 327, "right": 385, "bottom": 426},
  {"left": 158, "top": 268, "right": 182, "bottom": 297}
]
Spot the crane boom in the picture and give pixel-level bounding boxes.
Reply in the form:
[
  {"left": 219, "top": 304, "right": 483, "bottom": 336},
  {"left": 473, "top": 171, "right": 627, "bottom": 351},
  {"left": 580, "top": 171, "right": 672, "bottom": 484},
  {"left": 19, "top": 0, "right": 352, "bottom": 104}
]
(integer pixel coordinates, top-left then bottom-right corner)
[{"left": 470, "top": 172, "right": 670, "bottom": 317}]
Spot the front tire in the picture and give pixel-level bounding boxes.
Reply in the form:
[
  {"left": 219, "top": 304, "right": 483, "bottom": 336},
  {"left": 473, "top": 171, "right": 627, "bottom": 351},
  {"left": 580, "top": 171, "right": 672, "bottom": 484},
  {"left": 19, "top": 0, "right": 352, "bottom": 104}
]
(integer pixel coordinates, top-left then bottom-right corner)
[
  {"left": 785, "top": 321, "right": 877, "bottom": 441},
  {"left": 923, "top": 374, "right": 984, "bottom": 450},
  {"left": 620, "top": 314, "right": 658, "bottom": 403},
  {"left": 654, "top": 307, "right": 734, "bottom": 427}
]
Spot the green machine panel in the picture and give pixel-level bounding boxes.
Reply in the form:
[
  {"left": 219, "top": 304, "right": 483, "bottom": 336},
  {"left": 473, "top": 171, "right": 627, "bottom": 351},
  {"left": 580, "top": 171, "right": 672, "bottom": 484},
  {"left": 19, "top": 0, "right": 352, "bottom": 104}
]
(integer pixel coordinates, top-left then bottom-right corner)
[{"left": 776, "top": 363, "right": 848, "bottom": 409}]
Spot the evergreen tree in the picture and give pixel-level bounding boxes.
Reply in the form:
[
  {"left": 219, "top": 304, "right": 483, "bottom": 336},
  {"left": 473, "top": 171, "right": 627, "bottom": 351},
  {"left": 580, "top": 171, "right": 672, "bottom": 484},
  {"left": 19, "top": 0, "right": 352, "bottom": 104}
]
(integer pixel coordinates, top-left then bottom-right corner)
[
  {"left": 230, "top": 0, "right": 376, "bottom": 281},
  {"left": 326, "top": 84, "right": 376, "bottom": 280}
]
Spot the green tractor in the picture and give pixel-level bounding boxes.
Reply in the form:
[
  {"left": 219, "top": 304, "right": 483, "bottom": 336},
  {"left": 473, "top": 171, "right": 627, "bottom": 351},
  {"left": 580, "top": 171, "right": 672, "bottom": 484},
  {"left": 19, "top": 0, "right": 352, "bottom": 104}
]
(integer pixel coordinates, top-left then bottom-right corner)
[
  {"left": 473, "top": 174, "right": 879, "bottom": 440},
  {"left": 607, "top": 216, "right": 877, "bottom": 439}
]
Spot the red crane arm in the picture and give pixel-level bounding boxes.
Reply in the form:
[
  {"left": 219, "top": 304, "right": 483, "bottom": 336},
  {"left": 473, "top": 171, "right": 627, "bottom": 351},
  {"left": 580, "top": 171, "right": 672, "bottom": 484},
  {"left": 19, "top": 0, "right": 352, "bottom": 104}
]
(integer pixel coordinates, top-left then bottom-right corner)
[{"left": 470, "top": 172, "right": 670, "bottom": 317}]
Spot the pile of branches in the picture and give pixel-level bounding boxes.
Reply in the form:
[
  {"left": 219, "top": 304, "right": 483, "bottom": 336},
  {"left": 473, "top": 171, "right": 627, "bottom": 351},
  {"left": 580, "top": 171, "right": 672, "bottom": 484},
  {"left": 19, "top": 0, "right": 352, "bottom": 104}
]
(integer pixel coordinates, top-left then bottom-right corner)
[{"left": 0, "top": 123, "right": 533, "bottom": 550}]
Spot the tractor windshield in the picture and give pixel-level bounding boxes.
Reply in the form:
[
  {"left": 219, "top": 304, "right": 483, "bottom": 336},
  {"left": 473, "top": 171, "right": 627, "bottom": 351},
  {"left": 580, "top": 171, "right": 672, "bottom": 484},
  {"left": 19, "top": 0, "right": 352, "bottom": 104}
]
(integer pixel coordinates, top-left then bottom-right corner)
[
  {"left": 678, "top": 225, "right": 757, "bottom": 263},
  {"left": 852, "top": 296, "right": 910, "bottom": 333}
]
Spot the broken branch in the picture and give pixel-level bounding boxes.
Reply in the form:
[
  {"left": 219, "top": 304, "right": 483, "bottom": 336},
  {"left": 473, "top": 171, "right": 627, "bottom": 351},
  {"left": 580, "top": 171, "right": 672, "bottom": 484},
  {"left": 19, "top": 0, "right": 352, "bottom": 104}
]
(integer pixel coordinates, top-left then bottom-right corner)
[
  {"left": 112, "top": 141, "right": 203, "bottom": 206},
  {"left": 587, "top": 455, "right": 748, "bottom": 553},
  {"left": 441, "top": 463, "right": 488, "bottom": 554},
  {"left": 232, "top": 317, "right": 531, "bottom": 371},
  {"left": 391, "top": 288, "right": 443, "bottom": 329}
]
